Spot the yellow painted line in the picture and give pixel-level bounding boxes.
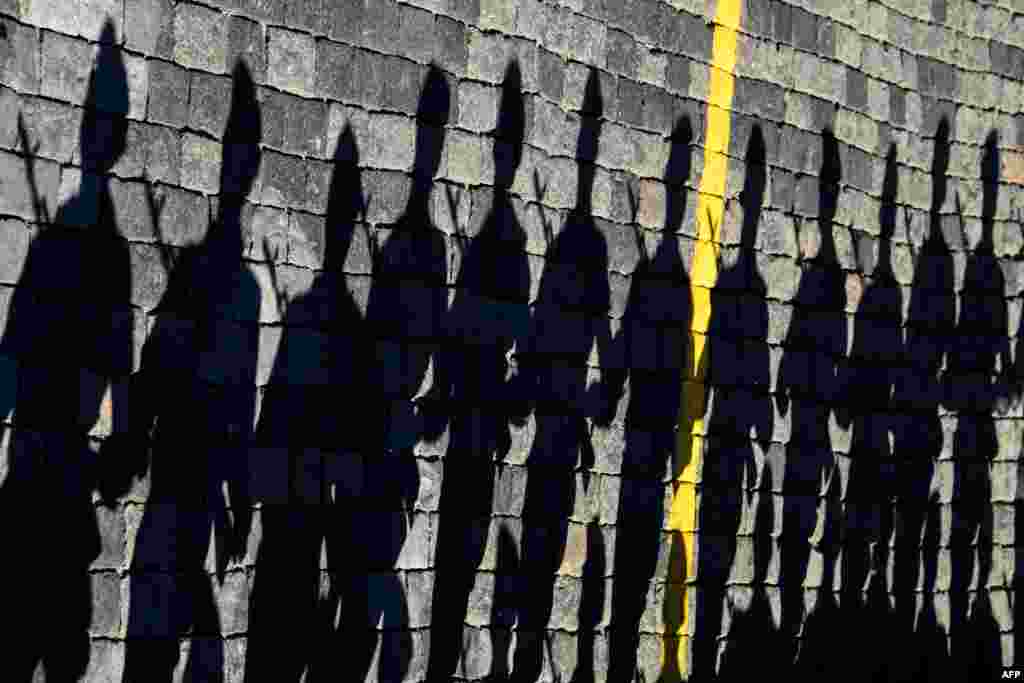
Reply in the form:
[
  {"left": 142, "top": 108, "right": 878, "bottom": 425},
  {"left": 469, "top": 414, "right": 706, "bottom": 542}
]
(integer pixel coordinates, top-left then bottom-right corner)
[{"left": 663, "top": 0, "right": 740, "bottom": 678}]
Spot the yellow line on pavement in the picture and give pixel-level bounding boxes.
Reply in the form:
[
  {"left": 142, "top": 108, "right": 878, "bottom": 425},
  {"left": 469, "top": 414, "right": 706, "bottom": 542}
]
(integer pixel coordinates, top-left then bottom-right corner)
[{"left": 663, "top": 0, "right": 740, "bottom": 677}]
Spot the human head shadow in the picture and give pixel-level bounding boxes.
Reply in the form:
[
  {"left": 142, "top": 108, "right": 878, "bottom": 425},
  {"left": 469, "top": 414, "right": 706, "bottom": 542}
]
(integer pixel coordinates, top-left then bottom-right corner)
[
  {"left": 494, "top": 60, "right": 525, "bottom": 191},
  {"left": 606, "top": 116, "right": 693, "bottom": 683},
  {"left": 426, "top": 59, "right": 529, "bottom": 683},
  {"left": 0, "top": 17, "right": 130, "bottom": 683},
  {"left": 512, "top": 67, "right": 611, "bottom": 683},
  {"left": 81, "top": 21, "right": 128, "bottom": 176},
  {"left": 697, "top": 124, "right": 777, "bottom": 679},
  {"left": 573, "top": 72, "right": 602, "bottom": 214},
  {"left": 205, "top": 59, "right": 261, "bottom": 265}
]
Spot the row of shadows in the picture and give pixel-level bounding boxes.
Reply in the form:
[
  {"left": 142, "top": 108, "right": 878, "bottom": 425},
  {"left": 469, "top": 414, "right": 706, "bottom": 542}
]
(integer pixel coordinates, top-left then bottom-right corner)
[
  {"left": 701, "top": 120, "right": 1014, "bottom": 682},
  {"left": 0, "top": 17, "right": 1015, "bottom": 683}
]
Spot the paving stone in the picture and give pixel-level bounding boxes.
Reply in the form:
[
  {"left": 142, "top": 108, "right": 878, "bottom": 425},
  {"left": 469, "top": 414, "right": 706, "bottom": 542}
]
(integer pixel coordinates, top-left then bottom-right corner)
[
  {"left": 606, "top": 28, "right": 637, "bottom": 79},
  {"left": 268, "top": 28, "right": 316, "bottom": 97},
  {"left": 316, "top": 39, "right": 357, "bottom": 103},
  {"left": 288, "top": 98, "right": 328, "bottom": 159},
  {"left": 147, "top": 59, "right": 189, "bottom": 128},
  {"left": 125, "top": 0, "right": 172, "bottom": 57},
  {"left": 20, "top": 97, "right": 80, "bottom": 163},
  {"left": 22, "top": 0, "right": 80, "bottom": 35},
  {"left": 468, "top": 29, "right": 508, "bottom": 84},
  {"left": 398, "top": 4, "right": 435, "bottom": 64},
  {"left": 189, "top": 72, "right": 231, "bottom": 137},
  {"left": 383, "top": 57, "right": 424, "bottom": 116},
  {"left": 458, "top": 80, "right": 499, "bottom": 134},
  {"left": 287, "top": 0, "right": 327, "bottom": 34},
  {"left": 435, "top": 15, "right": 468, "bottom": 75},
  {"left": 0, "top": 149, "right": 60, "bottom": 221},
  {"left": 538, "top": 48, "right": 564, "bottom": 103},
  {"left": 0, "top": 19, "right": 37, "bottom": 94},
  {"left": 363, "top": 0, "right": 400, "bottom": 54},
  {"left": 329, "top": 0, "right": 364, "bottom": 45},
  {"left": 173, "top": 3, "right": 227, "bottom": 73},
  {"left": 260, "top": 149, "right": 307, "bottom": 208},
  {"left": 181, "top": 133, "right": 221, "bottom": 195},
  {"left": 358, "top": 47, "right": 389, "bottom": 110},
  {"left": 0, "top": 218, "right": 29, "bottom": 282},
  {"left": 41, "top": 31, "right": 92, "bottom": 105}
]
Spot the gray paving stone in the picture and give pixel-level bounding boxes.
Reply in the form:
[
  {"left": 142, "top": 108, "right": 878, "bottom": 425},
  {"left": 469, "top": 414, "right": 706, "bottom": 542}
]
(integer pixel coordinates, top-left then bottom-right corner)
[
  {"left": 147, "top": 60, "right": 189, "bottom": 128},
  {"left": 173, "top": 3, "right": 227, "bottom": 73}
]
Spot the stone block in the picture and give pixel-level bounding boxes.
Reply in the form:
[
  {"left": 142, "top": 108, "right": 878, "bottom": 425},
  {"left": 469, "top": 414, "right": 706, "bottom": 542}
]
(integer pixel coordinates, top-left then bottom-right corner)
[
  {"left": 0, "top": 218, "right": 28, "bottom": 283},
  {"left": 383, "top": 56, "right": 423, "bottom": 115},
  {"left": 125, "top": 0, "right": 175, "bottom": 58},
  {"left": 606, "top": 28, "right": 637, "bottom": 79},
  {"left": 173, "top": 3, "right": 227, "bottom": 73},
  {"left": 328, "top": 0, "right": 364, "bottom": 44},
  {"left": 398, "top": 4, "right": 435, "bottom": 64},
  {"left": 41, "top": 31, "right": 92, "bottom": 105},
  {"left": 286, "top": 0, "right": 326, "bottom": 34},
  {"left": 189, "top": 71, "right": 232, "bottom": 137},
  {"left": 367, "top": 113, "right": 415, "bottom": 171},
  {"left": 268, "top": 27, "right": 316, "bottom": 97},
  {"left": 180, "top": 133, "right": 221, "bottom": 194},
  {"left": 90, "top": 572, "right": 122, "bottom": 637},
  {"left": 316, "top": 39, "right": 357, "bottom": 103},
  {"left": 21, "top": 97, "right": 80, "bottom": 163},
  {"left": 0, "top": 149, "right": 60, "bottom": 221},
  {"left": 147, "top": 60, "right": 189, "bottom": 128},
  {"left": 435, "top": 15, "right": 467, "bottom": 75},
  {"left": 362, "top": 0, "right": 399, "bottom": 54},
  {"left": 22, "top": 0, "right": 80, "bottom": 35},
  {"left": 0, "top": 18, "right": 37, "bottom": 94},
  {"left": 260, "top": 150, "right": 307, "bottom": 208},
  {"left": 151, "top": 184, "right": 208, "bottom": 246},
  {"left": 458, "top": 81, "right": 499, "bottom": 134}
]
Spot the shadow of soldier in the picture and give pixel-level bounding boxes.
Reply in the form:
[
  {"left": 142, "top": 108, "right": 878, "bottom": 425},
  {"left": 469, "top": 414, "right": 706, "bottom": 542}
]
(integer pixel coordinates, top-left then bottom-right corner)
[
  {"left": 511, "top": 67, "right": 614, "bottom": 683},
  {"left": 124, "top": 60, "right": 261, "bottom": 683},
  {"left": 0, "top": 18, "right": 133, "bottom": 683}
]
